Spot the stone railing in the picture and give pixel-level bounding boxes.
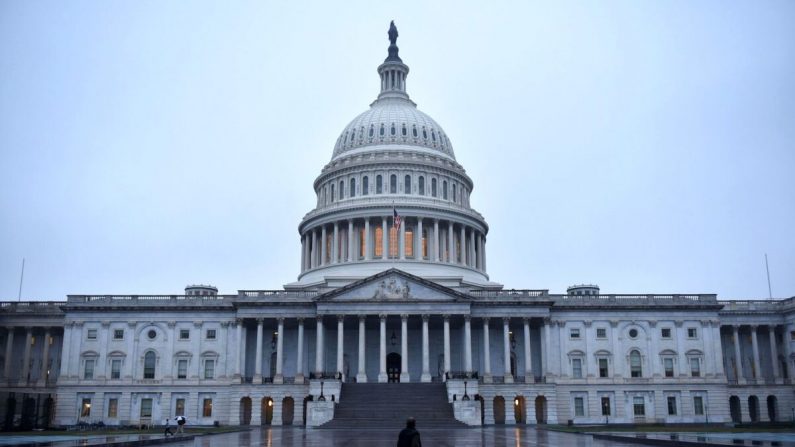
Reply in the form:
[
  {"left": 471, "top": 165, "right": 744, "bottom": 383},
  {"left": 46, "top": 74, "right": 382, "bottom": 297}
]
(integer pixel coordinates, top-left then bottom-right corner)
[
  {"left": 469, "top": 290, "right": 548, "bottom": 299},
  {"left": 238, "top": 290, "right": 319, "bottom": 299},
  {"left": 719, "top": 299, "right": 788, "bottom": 312},
  {"left": 66, "top": 295, "right": 232, "bottom": 305},
  {"left": 0, "top": 301, "right": 64, "bottom": 313},
  {"left": 551, "top": 294, "right": 718, "bottom": 306},
  {"left": 302, "top": 195, "right": 486, "bottom": 222}
]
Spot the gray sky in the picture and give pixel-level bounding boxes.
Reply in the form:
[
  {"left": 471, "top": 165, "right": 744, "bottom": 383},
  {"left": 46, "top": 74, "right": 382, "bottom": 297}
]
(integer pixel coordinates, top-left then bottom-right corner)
[{"left": 1, "top": 1, "right": 794, "bottom": 300}]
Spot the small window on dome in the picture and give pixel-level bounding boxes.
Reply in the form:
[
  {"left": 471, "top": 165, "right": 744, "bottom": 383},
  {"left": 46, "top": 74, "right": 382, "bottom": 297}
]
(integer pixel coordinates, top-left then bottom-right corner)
[
  {"left": 360, "top": 126, "right": 365, "bottom": 141},
  {"left": 452, "top": 184, "right": 457, "bottom": 202},
  {"left": 404, "top": 175, "right": 411, "bottom": 194},
  {"left": 369, "top": 126, "right": 374, "bottom": 138},
  {"left": 379, "top": 124, "right": 385, "bottom": 137},
  {"left": 443, "top": 180, "right": 448, "bottom": 200},
  {"left": 376, "top": 175, "right": 383, "bottom": 194},
  {"left": 431, "top": 178, "right": 437, "bottom": 197},
  {"left": 330, "top": 184, "right": 335, "bottom": 202},
  {"left": 418, "top": 176, "right": 425, "bottom": 195},
  {"left": 402, "top": 125, "right": 407, "bottom": 136},
  {"left": 412, "top": 126, "right": 418, "bottom": 138},
  {"left": 362, "top": 176, "right": 369, "bottom": 195},
  {"left": 351, "top": 129, "right": 355, "bottom": 141},
  {"left": 431, "top": 130, "right": 436, "bottom": 142},
  {"left": 350, "top": 178, "right": 356, "bottom": 198},
  {"left": 391, "top": 124, "right": 396, "bottom": 136},
  {"left": 339, "top": 180, "right": 345, "bottom": 200},
  {"left": 344, "top": 132, "right": 348, "bottom": 144},
  {"left": 422, "top": 128, "right": 427, "bottom": 139},
  {"left": 390, "top": 175, "right": 397, "bottom": 194}
]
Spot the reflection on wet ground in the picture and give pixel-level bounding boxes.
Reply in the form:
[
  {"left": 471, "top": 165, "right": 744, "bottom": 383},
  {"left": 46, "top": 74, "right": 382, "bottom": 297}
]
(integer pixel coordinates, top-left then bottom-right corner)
[{"left": 596, "top": 431, "right": 795, "bottom": 447}]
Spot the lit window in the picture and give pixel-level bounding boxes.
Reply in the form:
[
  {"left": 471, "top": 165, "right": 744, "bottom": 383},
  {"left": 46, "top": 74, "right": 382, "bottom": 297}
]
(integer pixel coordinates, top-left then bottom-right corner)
[
  {"left": 667, "top": 396, "right": 677, "bottom": 415},
  {"left": 574, "top": 397, "right": 585, "bottom": 416},
  {"left": 204, "top": 360, "right": 215, "bottom": 379},
  {"left": 111, "top": 359, "right": 121, "bottom": 379},
  {"left": 572, "top": 358, "right": 582, "bottom": 378},
  {"left": 113, "top": 329, "right": 124, "bottom": 340},
  {"left": 693, "top": 396, "right": 704, "bottom": 415},
  {"left": 633, "top": 396, "right": 645, "bottom": 416},
  {"left": 206, "top": 329, "right": 216, "bottom": 340},
  {"left": 570, "top": 328, "right": 580, "bottom": 339},
  {"left": 177, "top": 359, "right": 188, "bottom": 379},
  {"left": 690, "top": 358, "right": 701, "bottom": 377},
  {"left": 87, "top": 329, "right": 97, "bottom": 340},
  {"left": 601, "top": 397, "right": 611, "bottom": 416},
  {"left": 80, "top": 398, "right": 91, "bottom": 417},
  {"left": 687, "top": 328, "right": 698, "bottom": 339},
  {"left": 107, "top": 398, "right": 118, "bottom": 418},
  {"left": 143, "top": 351, "right": 156, "bottom": 379},
  {"left": 661, "top": 328, "right": 672, "bottom": 338},
  {"left": 140, "top": 398, "right": 153, "bottom": 418},
  {"left": 598, "top": 358, "right": 609, "bottom": 377},
  {"left": 203, "top": 398, "right": 213, "bottom": 417},
  {"left": 84, "top": 359, "right": 95, "bottom": 379},
  {"left": 630, "top": 350, "right": 642, "bottom": 377},
  {"left": 175, "top": 398, "right": 185, "bottom": 417},
  {"left": 179, "top": 329, "right": 190, "bottom": 340},
  {"left": 596, "top": 328, "right": 607, "bottom": 339},
  {"left": 664, "top": 358, "right": 674, "bottom": 377}
]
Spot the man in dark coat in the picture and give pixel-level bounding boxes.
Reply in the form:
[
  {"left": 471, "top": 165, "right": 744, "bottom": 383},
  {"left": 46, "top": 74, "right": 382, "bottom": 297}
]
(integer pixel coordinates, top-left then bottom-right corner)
[{"left": 397, "top": 417, "right": 421, "bottom": 447}]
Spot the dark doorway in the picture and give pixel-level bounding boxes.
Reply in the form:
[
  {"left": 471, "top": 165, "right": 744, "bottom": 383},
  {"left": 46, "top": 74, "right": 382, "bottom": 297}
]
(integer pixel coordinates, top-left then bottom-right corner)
[
  {"left": 262, "top": 397, "right": 273, "bottom": 425},
  {"left": 767, "top": 395, "right": 777, "bottom": 422},
  {"left": 475, "top": 395, "right": 485, "bottom": 425},
  {"left": 43, "top": 397, "right": 54, "bottom": 429},
  {"left": 514, "top": 396, "right": 526, "bottom": 424},
  {"left": 302, "top": 396, "right": 312, "bottom": 426},
  {"left": 387, "top": 353, "right": 401, "bottom": 383},
  {"left": 493, "top": 396, "right": 506, "bottom": 424},
  {"left": 748, "top": 395, "right": 759, "bottom": 422},
  {"left": 282, "top": 397, "right": 294, "bottom": 425},
  {"left": 729, "top": 396, "right": 742, "bottom": 423},
  {"left": 510, "top": 353, "right": 517, "bottom": 377},
  {"left": 4, "top": 397, "right": 16, "bottom": 430},
  {"left": 20, "top": 398, "right": 35, "bottom": 430},
  {"left": 239, "top": 397, "right": 252, "bottom": 425},
  {"left": 535, "top": 396, "right": 548, "bottom": 424}
]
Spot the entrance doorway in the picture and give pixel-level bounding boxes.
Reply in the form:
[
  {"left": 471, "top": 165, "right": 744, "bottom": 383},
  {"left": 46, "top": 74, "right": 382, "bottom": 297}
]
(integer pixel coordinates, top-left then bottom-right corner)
[
  {"left": 514, "top": 396, "right": 526, "bottom": 424},
  {"left": 387, "top": 353, "right": 401, "bottom": 383},
  {"left": 239, "top": 397, "right": 252, "bottom": 425},
  {"left": 729, "top": 396, "right": 742, "bottom": 423},
  {"left": 282, "top": 397, "right": 294, "bottom": 425},
  {"left": 262, "top": 397, "right": 273, "bottom": 425},
  {"left": 535, "top": 396, "right": 548, "bottom": 424},
  {"left": 767, "top": 395, "right": 777, "bottom": 422},
  {"left": 493, "top": 396, "right": 506, "bottom": 424}
]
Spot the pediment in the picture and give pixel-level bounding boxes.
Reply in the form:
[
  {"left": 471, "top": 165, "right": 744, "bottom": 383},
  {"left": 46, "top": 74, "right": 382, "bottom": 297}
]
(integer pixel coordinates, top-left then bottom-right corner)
[{"left": 316, "top": 269, "right": 470, "bottom": 302}]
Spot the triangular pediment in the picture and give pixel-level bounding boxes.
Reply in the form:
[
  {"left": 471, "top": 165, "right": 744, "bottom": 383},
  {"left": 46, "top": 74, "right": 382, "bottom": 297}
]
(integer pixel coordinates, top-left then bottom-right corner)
[{"left": 316, "top": 269, "right": 471, "bottom": 302}]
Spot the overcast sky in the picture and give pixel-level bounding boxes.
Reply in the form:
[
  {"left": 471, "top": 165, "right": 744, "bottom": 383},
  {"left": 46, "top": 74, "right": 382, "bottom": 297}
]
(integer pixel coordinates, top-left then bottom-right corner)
[{"left": 1, "top": 1, "right": 793, "bottom": 300}]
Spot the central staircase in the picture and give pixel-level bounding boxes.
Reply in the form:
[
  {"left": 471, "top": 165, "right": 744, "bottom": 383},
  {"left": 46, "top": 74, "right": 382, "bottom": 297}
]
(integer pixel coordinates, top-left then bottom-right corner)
[{"left": 320, "top": 382, "right": 467, "bottom": 429}]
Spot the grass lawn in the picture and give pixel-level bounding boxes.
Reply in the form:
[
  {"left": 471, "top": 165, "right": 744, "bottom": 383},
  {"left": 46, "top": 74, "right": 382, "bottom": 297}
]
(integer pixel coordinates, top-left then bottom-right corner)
[
  {"left": 1, "top": 426, "right": 248, "bottom": 436},
  {"left": 545, "top": 424, "right": 795, "bottom": 434}
]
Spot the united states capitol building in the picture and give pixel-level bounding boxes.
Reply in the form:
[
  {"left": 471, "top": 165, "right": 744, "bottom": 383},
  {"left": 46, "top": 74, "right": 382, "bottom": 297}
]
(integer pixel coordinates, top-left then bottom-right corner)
[{"left": 2, "top": 24, "right": 794, "bottom": 430}]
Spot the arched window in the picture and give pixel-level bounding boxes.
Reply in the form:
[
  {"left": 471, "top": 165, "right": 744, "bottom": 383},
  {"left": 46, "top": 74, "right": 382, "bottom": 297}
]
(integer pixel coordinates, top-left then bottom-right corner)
[
  {"left": 379, "top": 124, "right": 385, "bottom": 136},
  {"left": 376, "top": 175, "right": 383, "bottom": 194},
  {"left": 418, "top": 176, "right": 425, "bottom": 195},
  {"left": 330, "top": 184, "right": 335, "bottom": 202},
  {"left": 144, "top": 351, "right": 156, "bottom": 379},
  {"left": 390, "top": 124, "right": 396, "bottom": 136},
  {"left": 339, "top": 180, "right": 345, "bottom": 200},
  {"left": 402, "top": 124, "right": 407, "bottom": 136},
  {"left": 630, "top": 350, "right": 642, "bottom": 378},
  {"left": 431, "top": 178, "right": 437, "bottom": 197},
  {"left": 360, "top": 126, "right": 365, "bottom": 142},
  {"left": 452, "top": 184, "right": 457, "bottom": 202},
  {"left": 362, "top": 176, "right": 369, "bottom": 195},
  {"left": 404, "top": 175, "right": 411, "bottom": 194},
  {"left": 431, "top": 130, "right": 436, "bottom": 141},
  {"left": 412, "top": 126, "right": 418, "bottom": 138},
  {"left": 422, "top": 128, "right": 427, "bottom": 139},
  {"left": 390, "top": 175, "right": 397, "bottom": 194},
  {"left": 369, "top": 125, "right": 374, "bottom": 138},
  {"left": 350, "top": 128, "right": 355, "bottom": 141},
  {"left": 350, "top": 178, "right": 356, "bottom": 198},
  {"left": 343, "top": 132, "right": 348, "bottom": 144},
  {"left": 442, "top": 180, "right": 448, "bottom": 200}
]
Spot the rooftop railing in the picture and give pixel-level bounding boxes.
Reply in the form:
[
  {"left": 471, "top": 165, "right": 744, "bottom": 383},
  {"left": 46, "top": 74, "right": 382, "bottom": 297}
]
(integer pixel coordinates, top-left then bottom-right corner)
[
  {"left": 551, "top": 294, "right": 719, "bottom": 305},
  {"left": 469, "top": 290, "right": 549, "bottom": 298},
  {"left": 66, "top": 295, "right": 232, "bottom": 304},
  {"left": 238, "top": 290, "right": 319, "bottom": 298},
  {"left": 302, "top": 195, "right": 486, "bottom": 222},
  {"left": 0, "top": 301, "right": 64, "bottom": 313}
]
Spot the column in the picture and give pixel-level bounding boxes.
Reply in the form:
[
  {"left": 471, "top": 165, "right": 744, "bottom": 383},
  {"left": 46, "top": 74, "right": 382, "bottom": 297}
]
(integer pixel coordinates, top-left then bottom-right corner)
[
  {"left": 332, "top": 222, "right": 339, "bottom": 264},
  {"left": 421, "top": 315, "right": 431, "bottom": 382},
  {"left": 348, "top": 220, "right": 354, "bottom": 262},
  {"left": 312, "top": 229, "right": 318, "bottom": 268},
  {"left": 416, "top": 218, "right": 423, "bottom": 259},
  {"left": 443, "top": 315, "right": 451, "bottom": 380},
  {"left": 3, "top": 328, "right": 14, "bottom": 380},
  {"left": 399, "top": 219, "right": 406, "bottom": 260},
  {"left": 523, "top": 318, "right": 533, "bottom": 381},
  {"left": 364, "top": 219, "right": 371, "bottom": 260},
  {"left": 381, "top": 217, "right": 388, "bottom": 259},
  {"left": 254, "top": 319, "right": 264, "bottom": 382},
  {"left": 20, "top": 327, "right": 32, "bottom": 384},
  {"left": 235, "top": 320, "right": 243, "bottom": 379},
  {"left": 711, "top": 322, "right": 725, "bottom": 377},
  {"left": 459, "top": 226, "right": 466, "bottom": 265},
  {"left": 482, "top": 318, "right": 492, "bottom": 382},
  {"left": 733, "top": 325, "right": 744, "bottom": 382},
  {"left": 274, "top": 318, "right": 285, "bottom": 384},
  {"left": 433, "top": 219, "right": 440, "bottom": 262},
  {"left": 40, "top": 328, "right": 51, "bottom": 385},
  {"left": 464, "top": 316, "right": 473, "bottom": 375},
  {"left": 295, "top": 319, "right": 305, "bottom": 383},
  {"left": 379, "top": 315, "right": 387, "bottom": 382},
  {"left": 470, "top": 230, "right": 476, "bottom": 268},
  {"left": 447, "top": 221, "right": 454, "bottom": 263},
  {"left": 476, "top": 233, "right": 482, "bottom": 270},
  {"left": 543, "top": 318, "right": 552, "bottom": 379},
  {"left": 482, "top": 236, "right": 487, "bottom": 271},
  {"left": 751, "top": 325, "right": 761, "bottom": 380},
  {"left": 315, "top": 317, "right": 324, "bottom": 376},
  {"left": 785, "top": 324, "right": 794, "bottom": 380},
  {"left": 301, "top": 235, "right": 306, "bottom": 271},
  {"left": 357, "top": 316, "right": 367, "bottom": 383},
  {"left": 336, "top": 316, "right": 344, "bottom": 378},
  {"left": 503, "top": 318, "right": 514, "bottom": 383},
  {"left": 400, "top": 314, "right": 410, "bottom": 382},
  {"left": 321, "top": 226, "right": 327, "bottom": 266},
  {"left": 769, "top": 326, "right": 780, "bottom": 380}
]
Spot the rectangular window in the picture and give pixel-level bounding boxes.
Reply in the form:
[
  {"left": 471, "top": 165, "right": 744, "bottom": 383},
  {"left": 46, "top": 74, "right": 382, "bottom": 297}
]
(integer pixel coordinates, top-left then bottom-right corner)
[
  {"left": 80, "top": 398, "right": 91, "bottom": 417},
  {"left": 204, "top": 360, "right": 215, "bottom": 379},
  {"left": 570, "top": 328, "right": 580, "bottom": 339},
  {"left": 113, "top": 329, "right": 124, "bottom": 340},
  {"left": 206, "top": 329, "right": 216, "bottom": 340},
  {"left": 690, "top": 358, "right": 701, "bottom": 377},
  {"left": 790, "top": 331, "right": 795, "bottom": 341},
  {"left": 687, "top": 328, "right": 698, "bottom": 339},
  {"left": 667, "top": 396, "right": 677, "bottom": 415},
  {"left": 87, "top": 329, "right": 97, "bottom": 340},
  {"left": 661, "top": 328, "right": 672, "bottom": 338},
  {"left": 693, "top": 396, "right": 704, "bottom": 415},
  {"left": 202, "top": 398, "right": 213, "bottom": 417},
  {"left": 598, "top": 358, "right": 609, "bottom": 378},
  {"left": 175, "top": 398, "right": 185, "bottom": 416},
  {"left": 572, "top": 358, "right": 582, "bottom": 378},
  {"left": 664, "top": 358, "right": 674, "bottom": 377},
  {"left": 601, "top": 397, "right": 611, "bottom": 416},
  {"left": 84, "top": 359, "right": 95, "bottom": 379},
  {"left": 111, "top": 359, "right": 121, "bottom": 379},
  {"left": 140, "top": 398, "right": 153, "bottom": 418},
  {"left": 107, "top": 398, "right": 118, "bottom": 418},
  {"left": 574, "top": 397, "right": 585, "bottom": 417},
  {"left": 596, "top": 328, "right": 607, "bottom": 339},
  {"left": 179, "top": 329, "right": 190, "bottom": 340},
  {"left": 633, "top": 396, "right": 645, "bottom": 416},
  {"left": 177, "top": 359, "right": 188, "bottom": 379}
]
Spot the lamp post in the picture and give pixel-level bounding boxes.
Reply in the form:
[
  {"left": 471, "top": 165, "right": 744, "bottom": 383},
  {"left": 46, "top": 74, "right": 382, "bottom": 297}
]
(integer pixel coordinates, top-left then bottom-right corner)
[
  {"left": 462, "top": 380, "right": 470, "bottom": 401},
  {"left": 319, "top": 381, "right": 326, "bottom": 401}
]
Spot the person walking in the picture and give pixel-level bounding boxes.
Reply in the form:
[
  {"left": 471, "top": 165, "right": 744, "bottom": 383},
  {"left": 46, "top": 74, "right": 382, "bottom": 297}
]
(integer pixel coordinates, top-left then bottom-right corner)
[
  {"left": 163, "top": 418, "right": 174, "bottom": 437},
  {"left": 397, "top": 417, "right": 421, "bottom": 447},
  {"left": 175, "top": 415, "right": 186, "bottom": 435}
]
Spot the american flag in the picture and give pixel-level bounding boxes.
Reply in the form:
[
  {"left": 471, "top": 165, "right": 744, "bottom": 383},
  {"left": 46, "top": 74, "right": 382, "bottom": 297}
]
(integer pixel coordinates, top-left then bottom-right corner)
[{"left": 393, "top": 207, "right": 402, "bottom": 230}]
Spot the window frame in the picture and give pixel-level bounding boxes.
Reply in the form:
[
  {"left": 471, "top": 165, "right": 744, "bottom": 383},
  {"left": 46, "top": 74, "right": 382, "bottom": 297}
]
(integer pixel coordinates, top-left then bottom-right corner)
[
  {"left": 179, "top": 329, "right": 190, "bottom": 340},
  {"left": 113, "top": 329, "right": 124, "bottom": 340},
  {"left": 596, "top": 328, "right": 607, "bottom": 339},
  {"left": 205, "top": 329, "right": 216, "bottom": 340}
]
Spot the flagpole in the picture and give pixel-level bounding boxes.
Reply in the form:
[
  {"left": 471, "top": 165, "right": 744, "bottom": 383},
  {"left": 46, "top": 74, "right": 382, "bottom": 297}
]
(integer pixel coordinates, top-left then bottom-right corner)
[
  {"left": 765, "top": 253, "right": 772, "bottom": 299},
  {"left": 17, "top": 258, "right": 25, "bottom": 302}
]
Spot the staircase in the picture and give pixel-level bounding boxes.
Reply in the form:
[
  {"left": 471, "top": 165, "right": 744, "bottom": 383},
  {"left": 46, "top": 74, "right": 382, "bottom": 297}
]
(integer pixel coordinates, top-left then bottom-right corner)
[{"left": 320, "top": 382, "right": 467, "bottom": 429}]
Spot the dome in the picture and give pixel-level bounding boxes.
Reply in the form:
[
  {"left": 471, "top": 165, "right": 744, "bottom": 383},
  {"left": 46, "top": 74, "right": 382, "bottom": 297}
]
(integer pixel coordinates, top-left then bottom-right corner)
[{"left": 331, "top": 98, "right": 456, "bottom": 161}]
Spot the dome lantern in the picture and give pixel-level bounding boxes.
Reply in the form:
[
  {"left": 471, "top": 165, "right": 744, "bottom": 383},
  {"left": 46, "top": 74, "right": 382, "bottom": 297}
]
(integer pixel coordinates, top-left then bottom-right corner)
[{"left": 377, "top": 21, "right": 411, "bottom": 101}]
